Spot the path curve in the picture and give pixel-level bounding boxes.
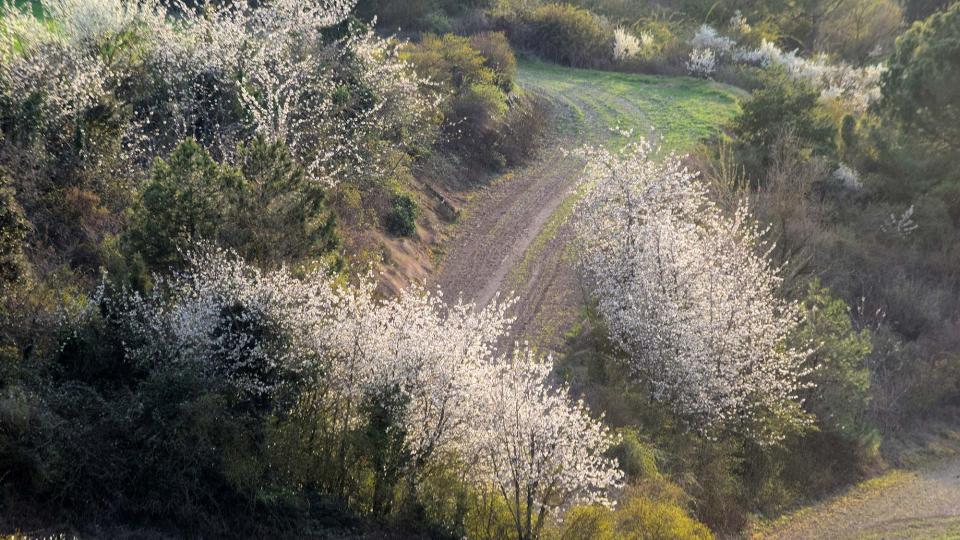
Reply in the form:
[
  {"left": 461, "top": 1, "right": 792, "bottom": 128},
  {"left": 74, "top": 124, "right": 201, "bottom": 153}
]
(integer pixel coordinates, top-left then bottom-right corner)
[
  {"left": 758, "top": 459, "right": 960, "bottom": 539},
  {"left": 433, "top": 62, "right": 742, "bottom": 351}
]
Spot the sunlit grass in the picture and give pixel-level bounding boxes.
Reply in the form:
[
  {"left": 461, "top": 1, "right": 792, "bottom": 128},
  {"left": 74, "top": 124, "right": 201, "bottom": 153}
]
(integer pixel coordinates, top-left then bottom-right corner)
[{"left": 517, "top": 59, "right": 744, "bottom": 152}]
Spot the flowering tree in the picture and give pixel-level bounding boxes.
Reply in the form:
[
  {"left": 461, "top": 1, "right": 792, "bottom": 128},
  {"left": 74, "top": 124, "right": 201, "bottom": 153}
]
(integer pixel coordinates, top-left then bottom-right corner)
[
  {"left": 469, "top": 352, "right": 623, "bottom": 540},
  {"left": 575, "top": 141, "right": 811, "bottom": 442},
  {"left": 103, "top": 245, "right": 621, "bottom": 532},
  {"left": 0, "top": 0, "right": 438, "bottom": 187}
]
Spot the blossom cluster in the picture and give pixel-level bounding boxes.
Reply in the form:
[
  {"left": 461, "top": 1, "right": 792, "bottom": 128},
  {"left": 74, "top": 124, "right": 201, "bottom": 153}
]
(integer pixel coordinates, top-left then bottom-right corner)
[
  {"left": 613, "top": 27, "right": 642, "bottom": 60},
  {"left": 686, "top": 47, "right": 718, "bottom": 77},
  {"left": 100, "top": 246, "right": 622, "bottom": 522},
  {"left": 574, "top": 141, "right": 811, "bottom": 442},
  {"left": 0, "top": 0, "right": 439, "bottom": 187},
  {"left": 686, "top": 24, "right": 883, "bottom": 111}
]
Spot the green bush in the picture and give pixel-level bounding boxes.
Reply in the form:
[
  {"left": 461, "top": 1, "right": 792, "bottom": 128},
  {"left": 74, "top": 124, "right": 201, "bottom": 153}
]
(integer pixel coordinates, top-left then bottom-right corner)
[
  {"left": 128, "top": 138, "right": 339, "bottom": 271},
  {"left": 386, "top": 194, "right": 419, "bottom": 237},
  {"left": 558, "top": 491, "right": 713, "bottom": 540},
  {"left": 403, "top": 33, "right": 518, "bottom": 168},
  {"left": 733, "top": 66, "right": 836, "bottom": 166},
  {"left": 0, "top": 174, "right": 27, "bottom": 286},
  {"left": 791, "top": 280, "right": 873, "bottom": 439},
  {"left": 881, "top": 3, "right": 960, "bottom": 149},
  {"left": 469, "top": 31, "right": 518, "bottom": 92},
  {"left": 518, "top": 4, "right": 612, "bottom": 68}
]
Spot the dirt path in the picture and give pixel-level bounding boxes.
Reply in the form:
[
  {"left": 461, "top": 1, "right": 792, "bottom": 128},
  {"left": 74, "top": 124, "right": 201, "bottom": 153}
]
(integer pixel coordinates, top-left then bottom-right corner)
[
  {"left": 432, "top": 85, "right": 587, "bottom": 351},
  {"left": 433, "top": 62, "right": 742, "bottom": 352},
  {"left": 757, "top": 459, "right": 960, "bottom": 539}
]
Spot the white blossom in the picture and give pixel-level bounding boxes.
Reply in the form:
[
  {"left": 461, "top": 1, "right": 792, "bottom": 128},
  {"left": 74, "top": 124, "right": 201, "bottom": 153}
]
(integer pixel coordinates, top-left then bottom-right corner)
[
  {"left": 729, "top": 10, "right": 751, "bottom": 34},
  {"left": 613, "top": 27, "right": 642, "bottom": 60},
  {"left": 690, "top": 24, "right": 736, "bottom": 54},
  {"left": 574, "top": 141, "right": 811, "bottom": 441},
  {"left": 0, "top": 0, "right": 438, "bottom": 187},
  {"left": 882, "top": 205, "right": 918, "bottom": 237},
  {"left": 468, "top": 351, "right": 623, "bottom": 539},
  {"left": 101, "top": 245, "right": 622, "bottom": 522},
  {"left": 832, "top": 163, "right": 863, "bottom": 191},
  {"left": 686, "top": 47, "right": 717, "bottom": 77}
]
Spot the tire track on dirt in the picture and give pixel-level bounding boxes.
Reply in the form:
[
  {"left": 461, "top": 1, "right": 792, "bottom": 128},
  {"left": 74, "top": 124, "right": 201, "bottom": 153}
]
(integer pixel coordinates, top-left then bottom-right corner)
[
  {"left": 433, "top": 63, "right": 740, "bottom": 352},
  {"left": 432, "top": 80, "right": 603, "bottom": 352}
]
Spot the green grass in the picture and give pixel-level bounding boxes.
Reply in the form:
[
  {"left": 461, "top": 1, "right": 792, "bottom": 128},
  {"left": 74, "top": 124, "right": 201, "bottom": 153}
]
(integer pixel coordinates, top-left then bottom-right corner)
[
  {"left": 518, "top": 59, "right": 744, "bottom": 152},
  {"left": 509, "top": 59, "right": 743, "bottom": 283},
  {"left": 506, "top": 61, "right": 743, "bottom": 350}
]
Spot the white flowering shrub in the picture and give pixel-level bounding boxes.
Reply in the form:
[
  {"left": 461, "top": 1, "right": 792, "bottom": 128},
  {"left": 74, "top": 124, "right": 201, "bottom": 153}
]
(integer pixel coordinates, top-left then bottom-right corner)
[
  {"left": 690, "top": 24, "right": 735, "bottom": 54},
  {"left": 733, "top": 40, "right": 884, "bottom": 111},
  {"left": 832, "top": 163, "right": 863, "bottom": 191},
  {"left": 682, "top": 24, "right": 884, "bottom": 111},
  {"left": 0, "top": 0, "right": 438, "bottom": 187},
  {"left": 729, "top": 10, "right": 751, "bottom": 34},
  {"left": 102, "top": 245, "right": 621, "bottom": 523},
  {"left": 575, "top": 141, "right": 811, "bottom": 442},
  {"left": 686, "top": 47, "right": 717, "bottom": 77},
  {"left": 613, "top": 27, "right": 642, "bottom": 60},
  {"left": 881, "top": 205, "right": 919, "bottom": 237},
  {"left": 470, "top": 351, "right": 623, "bottom": 538}
]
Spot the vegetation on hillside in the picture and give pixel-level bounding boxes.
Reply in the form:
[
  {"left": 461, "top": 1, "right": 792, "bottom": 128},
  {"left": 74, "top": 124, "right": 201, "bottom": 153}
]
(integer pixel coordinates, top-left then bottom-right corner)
[{"left": 2, "top": 0, "right": 959, "bottom": 538}]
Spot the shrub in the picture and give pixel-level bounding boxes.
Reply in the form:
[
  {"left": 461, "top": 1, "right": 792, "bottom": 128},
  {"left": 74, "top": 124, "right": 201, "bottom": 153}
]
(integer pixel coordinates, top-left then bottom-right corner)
[
  {"left": 128, "top": 138, "right": 339, "bottom": 270},
  {"left": 0, "top": 174, "right": 27, "bottom": 286},
  {"left": 558, "top": 491, "right": 713, "bottom": 540},
  {"left": 733, "top": 66, "right": 836, "bottom": 164},
  {"left": 497, "top": 92, "right": 552, "bottom": 166},
  {"left": 791, "top": 280, "right": 873, "bottom": 439},
  {"left": 386, "top": 193, "right": 419, "bottom": 237},
  {"left": 469, "top": 31, "right": 518, "bottom": 92},
  {"left": 519, "top": 4, "right": 612, "bottom": 68},
  {"left": 614, "top": 494, "right": 713, "bottom": 540},
  {"left": 404, "top": 33, "right": 527, "bottom": 169}
]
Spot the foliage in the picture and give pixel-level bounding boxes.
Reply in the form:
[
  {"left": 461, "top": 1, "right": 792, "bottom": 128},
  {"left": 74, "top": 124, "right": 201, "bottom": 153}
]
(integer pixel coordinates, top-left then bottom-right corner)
[
  {"left": 733, "top": 66, "right": 836, "bottom": 162},
  {"left": 881, "top": 3, "right": 960, "bottom": 148},
  {"left": 403, "top": 32, "right": 538, "bottom": 170},
  {"left": 518, "top": 4, "right": 612, "bottom": 68},
  {"left": 1, "top": 245, "right": 622, "bottom": 536},
  {"left": 386, "top": 193, "right": 419, "bottom": 237},
  {"left": 128, "top": 139, "right": 234, "bottom": 270},
  {"left": 557, "top": 490, "right": 713, "bottom": 540},
  {"left": 470, "top": 31, "right": 518, "bottom": 92},
  {"left": 0, "top": 174, "right": 27, "bottom": 286},
  {"left": 128, "top": 138, "right": 339, "bottom": 270},
  {"left": 575, "top": 140, "right": 811, "bottom": 442},
  {"left": 0, "top": 0, "right": 440, "bottom": 281},
  {"left": 815, "top": 0, "right": 902, "bottom": 63},
  {"left": 0, "top": 0, "right": 437, "bottom": 187},
  {"left": 790, "top": 280, "right": 873, "bottom": 439}
]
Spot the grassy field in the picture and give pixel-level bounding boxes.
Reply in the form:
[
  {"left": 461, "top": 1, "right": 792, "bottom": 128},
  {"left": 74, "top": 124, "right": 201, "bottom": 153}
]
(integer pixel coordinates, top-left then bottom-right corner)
[
  {"left": 517, "top": 59, "right": 744, "bottom": 152},
  {"left": 475, "top": 60, "right": 744, "bottom": 349}
]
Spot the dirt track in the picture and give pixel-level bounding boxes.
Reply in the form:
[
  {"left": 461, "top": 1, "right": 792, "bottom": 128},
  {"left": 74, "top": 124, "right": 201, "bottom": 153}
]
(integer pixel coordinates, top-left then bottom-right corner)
[
  {"left": 433, "top": 63, "right": 741, "bottom": 352},
  {"left": 432, "top": 84, "right": 589, "bottom": 352},
  {"left": 758, "top": 458, "right": 960, "bottom": 539}
]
